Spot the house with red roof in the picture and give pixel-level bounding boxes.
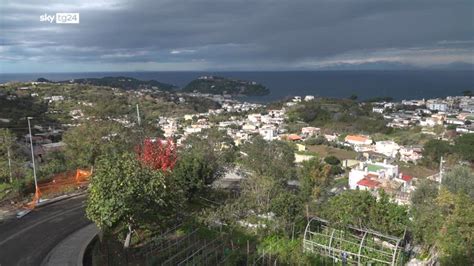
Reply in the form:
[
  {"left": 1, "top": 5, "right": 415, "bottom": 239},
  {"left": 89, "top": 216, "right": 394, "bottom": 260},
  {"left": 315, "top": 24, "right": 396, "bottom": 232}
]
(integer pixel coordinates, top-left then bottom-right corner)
[
  {"left": 396, "top": 173, "right": 413, "bottom": 187},
  {"left": 287, "top": 134, "right": 302, "bottom": 141},
  {"left": 344, "top": 135, "right": 372, "bottom": 146},
  {"left": 356, "top": 176, "right": 381, "bottom": 191}
]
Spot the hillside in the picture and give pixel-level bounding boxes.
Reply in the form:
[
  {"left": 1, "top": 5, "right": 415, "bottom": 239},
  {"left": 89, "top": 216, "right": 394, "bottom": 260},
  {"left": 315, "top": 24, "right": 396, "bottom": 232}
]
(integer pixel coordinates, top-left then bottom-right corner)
[
  {"left": 42, "top": 76, "right": 177, "bottom": 91},
  {"left": 182, "top": 75, "right": 269, "bottom": 96}
]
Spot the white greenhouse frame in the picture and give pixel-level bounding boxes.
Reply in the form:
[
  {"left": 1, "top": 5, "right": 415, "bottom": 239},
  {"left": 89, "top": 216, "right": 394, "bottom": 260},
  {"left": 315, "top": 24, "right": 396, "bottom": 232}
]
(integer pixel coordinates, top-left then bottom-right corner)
[{"left": 303, "top": 217, "right": 406, "bottom": 265}]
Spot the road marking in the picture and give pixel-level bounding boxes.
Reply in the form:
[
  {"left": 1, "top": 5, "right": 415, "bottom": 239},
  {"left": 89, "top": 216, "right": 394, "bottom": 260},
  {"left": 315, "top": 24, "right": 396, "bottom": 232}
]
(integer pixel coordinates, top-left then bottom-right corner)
[{"left": 0, "top": 204, "right": 85, "bottom": 246}]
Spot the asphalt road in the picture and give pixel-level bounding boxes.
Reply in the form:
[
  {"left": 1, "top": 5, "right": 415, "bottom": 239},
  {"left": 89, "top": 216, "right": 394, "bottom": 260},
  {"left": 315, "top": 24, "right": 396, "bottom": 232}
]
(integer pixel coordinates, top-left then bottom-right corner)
[{"left": 0, "top": 195, "right": 91, "bottom": 266}]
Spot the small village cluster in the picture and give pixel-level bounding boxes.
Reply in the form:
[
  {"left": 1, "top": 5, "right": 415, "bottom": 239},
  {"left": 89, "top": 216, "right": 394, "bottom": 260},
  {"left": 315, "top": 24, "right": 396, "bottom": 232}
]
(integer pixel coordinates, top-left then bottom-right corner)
[
  {"left": 375, "top": 96, "right": 474, "bottom": 133},
  {"left": 3, "top": 83, "right": 472, "bottom": 207},
  {"left": 156, "top": 94, "right": 473, "bottom": 205}
]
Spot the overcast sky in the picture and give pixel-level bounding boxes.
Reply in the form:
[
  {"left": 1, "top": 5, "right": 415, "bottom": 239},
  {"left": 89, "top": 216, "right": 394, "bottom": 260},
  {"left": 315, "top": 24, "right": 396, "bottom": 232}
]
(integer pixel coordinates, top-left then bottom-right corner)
[{"left": 1, "top": 0, "right": 473, "bottom": 73}]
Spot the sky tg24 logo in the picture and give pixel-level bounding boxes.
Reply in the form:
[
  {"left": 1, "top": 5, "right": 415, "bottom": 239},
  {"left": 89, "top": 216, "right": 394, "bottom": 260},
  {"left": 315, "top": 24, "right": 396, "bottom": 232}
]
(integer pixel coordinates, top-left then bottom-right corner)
[{"left": 40, "top": 13, "right": 80, "bottom": 24}]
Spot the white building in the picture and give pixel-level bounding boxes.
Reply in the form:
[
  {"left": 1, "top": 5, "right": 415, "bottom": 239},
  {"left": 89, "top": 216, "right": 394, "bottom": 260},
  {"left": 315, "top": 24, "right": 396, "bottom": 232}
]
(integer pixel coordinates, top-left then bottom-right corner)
[
  {"left": 242, "top": 124, "right": 258, "bottom": 131},
  {"left": 426, "top": 100, "right": 448, "bottom": 112},
  {"left": 304, "top": 95, "right": 315, "bottom": 101},
  {"left": 247, "top": 114, "right": 262, "bottom": 123},
  {"left": 292, "top": 96, "right": 302, "bottom": 102},
  {"left": 372, "top": 106, "right": 385, "bottom": 114},
  {"left": 348, "top": 160, "right": 399, "bottom": 190},
  {"left": 184, "top": 126, "right": 202, "bottom": 135},
  {"left": 399, "top": 146, "right": 423, "bottom": 163},
  {"left": 375, "top": 141, "right": 400, "bottom": 157},
  {"left": 324, "top": 134, "right": 338, "bottom": 142},
  {"left": 184, "top": 114, "right": 195, "bottom": 121},
  {"left": 301, "top": 127, "right": 320, "bottom": 137},
  {"left": 259, "top": 127, "right": 276, "bottom": 141}
]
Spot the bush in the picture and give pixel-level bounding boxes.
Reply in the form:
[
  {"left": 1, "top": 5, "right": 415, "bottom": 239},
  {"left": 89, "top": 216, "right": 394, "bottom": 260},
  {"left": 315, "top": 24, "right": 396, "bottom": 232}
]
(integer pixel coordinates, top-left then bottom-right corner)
[
  {"left": 305, "top": 136, "right": 327, "bottom": 146},
  {"left": 324, "top": 155, "right": 341, "bottom": 165}
]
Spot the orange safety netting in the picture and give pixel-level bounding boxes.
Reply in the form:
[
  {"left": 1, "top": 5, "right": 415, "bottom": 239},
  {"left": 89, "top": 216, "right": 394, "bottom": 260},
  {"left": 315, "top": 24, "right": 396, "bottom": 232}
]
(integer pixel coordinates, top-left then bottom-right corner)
[{"left": 27, "top": 168, "right": 92, "bottom": 209}]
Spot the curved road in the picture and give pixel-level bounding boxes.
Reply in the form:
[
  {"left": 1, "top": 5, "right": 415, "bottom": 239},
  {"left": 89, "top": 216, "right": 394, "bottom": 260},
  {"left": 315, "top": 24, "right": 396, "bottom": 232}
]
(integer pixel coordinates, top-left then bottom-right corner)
[{"left": 0, "top": 195, "right": 90, "bottom": 266}]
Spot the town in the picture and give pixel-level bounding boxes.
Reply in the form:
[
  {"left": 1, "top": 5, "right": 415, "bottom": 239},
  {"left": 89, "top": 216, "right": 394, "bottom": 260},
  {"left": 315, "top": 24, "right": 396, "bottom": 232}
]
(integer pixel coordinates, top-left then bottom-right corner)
[{"left": 0, "top": 78, "right": 473, "bottom": 265}]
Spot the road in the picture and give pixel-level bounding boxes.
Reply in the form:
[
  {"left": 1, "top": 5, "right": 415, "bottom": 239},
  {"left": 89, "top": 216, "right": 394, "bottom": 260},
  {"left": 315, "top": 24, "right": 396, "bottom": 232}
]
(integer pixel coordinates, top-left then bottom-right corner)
[{"left": 0, "top": 195, "right": 90, "bottom": 266}]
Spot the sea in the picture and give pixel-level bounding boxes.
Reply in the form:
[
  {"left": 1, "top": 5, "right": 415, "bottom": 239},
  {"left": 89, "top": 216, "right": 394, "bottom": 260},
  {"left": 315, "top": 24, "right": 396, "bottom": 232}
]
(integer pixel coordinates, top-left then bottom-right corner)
[{"left": 1, "top": 71, "right": 473, "bottom": 103}]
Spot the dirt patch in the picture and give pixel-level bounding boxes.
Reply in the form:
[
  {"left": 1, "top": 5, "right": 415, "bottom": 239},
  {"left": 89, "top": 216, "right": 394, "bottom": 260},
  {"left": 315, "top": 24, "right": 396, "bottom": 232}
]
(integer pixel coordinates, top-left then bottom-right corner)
[
  {"left": 399, "top": 164, "right": 437, "bottom": 178},
  {"left": 307, "top": 145, "right": 357, "bottom": 160}
]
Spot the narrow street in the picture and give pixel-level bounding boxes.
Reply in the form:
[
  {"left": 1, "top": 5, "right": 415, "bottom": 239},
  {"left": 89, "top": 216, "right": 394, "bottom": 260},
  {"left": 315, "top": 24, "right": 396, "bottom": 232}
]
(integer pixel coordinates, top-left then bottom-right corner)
[{"left": 0, "top": 195, "right": 90, "bottom": 266}]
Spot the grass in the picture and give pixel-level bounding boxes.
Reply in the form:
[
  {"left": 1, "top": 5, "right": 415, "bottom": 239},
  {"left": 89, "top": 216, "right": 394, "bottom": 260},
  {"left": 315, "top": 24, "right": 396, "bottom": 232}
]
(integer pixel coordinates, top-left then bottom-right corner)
[
  {"left": 307, "top": 145, "right": 357, "bottom": 160},
  {"left": 399, "top": 163, "right": 437, "bottom": 178}
]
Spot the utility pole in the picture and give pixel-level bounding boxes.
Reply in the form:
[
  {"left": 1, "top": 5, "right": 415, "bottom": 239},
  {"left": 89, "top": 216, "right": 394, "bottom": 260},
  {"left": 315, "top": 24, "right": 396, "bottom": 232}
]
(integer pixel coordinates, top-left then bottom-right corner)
[
  {"left": 136, "top": 104, "right": 141, "bottom": 126},
  {"left": 27, "top": 117, "right": 39, "bottom": 201},
  {"left": 438, "top": 156, "right": 444, "bottom": 189},
  {"left": 7, "top": 146, "right": 12, "bottom": 183}
]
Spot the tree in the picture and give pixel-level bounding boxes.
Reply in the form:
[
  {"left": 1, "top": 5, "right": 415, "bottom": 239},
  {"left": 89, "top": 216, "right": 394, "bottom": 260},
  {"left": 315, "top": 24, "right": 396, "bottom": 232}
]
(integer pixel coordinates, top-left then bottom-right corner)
[
  {"left": 411, "top": 179, "right": 439, "bottom": 206},
  {"left": 435, "top": 189, "right": 474, "bottom": 265},
  {"left": 443, "top": 165, "right": 474, "bottom": 199},
  {"left": 136, "top": 138, "right": 177, "bottom": 171},
  {"left": 319, "top": 190, "right": 409, "bottom": 236},
  {"left": 172, "top": 128, "right": 235, "bottom": 200},
  {"left": 63, "top": 121, "right": 134, "bottom": 168},
  {"left": 320, "top": 190, "right": 376, "bottom": 230},
  {"left": 462, "top": 90, "right": 472, "bottom": 97},
  {"left": 172, "top": 148, "right": 219, "bottom": 200},
  {"left": 324, "top": 155, "right": 340, "bottom": 165},
  {"left": 270, "top": 191, "right": 304, "bottom": 235},
  {"left": 298, "top": 158, "right": 332, "bottom": 200},
  {"left": 453, "top": 134, "right": 474, "bottom": 162},
  {"left": 184, "top": 128, "right": 237, "bottom": 166},
  {"left": 0, "top": 129, "right": 15, "bottom": 183},
  {"left": 240, "top": 137, "right": 296, "bottom": 182},
  {"left": 411, "top": 199, "right": 443, "bottom": 249},
  {"left": 422, "top": 139, "right": 452, "bottom": 166},
  {"left": 86, "top": 152, "right": 182, "bottom": 247},
  {"left": 368, "top": 190, "right": 409, "bottom": 236},
  {"left": 305, "top": 136, "right": 327, "bottom": 146},
  {"left": 38, "top": 151, "right": 68, "bottom": 180},
  {"left": 411, "top": 183, "right": 474, "bottom": 264},
  {"left": 240, "top": 174, "right": 281, "bottom": 214},
  {"left": 349, "top": 94, "right": 358, "bottom": 101}
]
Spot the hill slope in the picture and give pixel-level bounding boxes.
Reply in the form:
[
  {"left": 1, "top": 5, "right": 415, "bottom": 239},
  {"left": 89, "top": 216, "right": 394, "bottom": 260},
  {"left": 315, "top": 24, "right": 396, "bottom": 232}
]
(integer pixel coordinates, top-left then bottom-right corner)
[
  {"left": 182, "top": 76, "right": 269, "bottom": 96},
  {"left": 46, "top": 76, "right": 177, "bottom": 91}
]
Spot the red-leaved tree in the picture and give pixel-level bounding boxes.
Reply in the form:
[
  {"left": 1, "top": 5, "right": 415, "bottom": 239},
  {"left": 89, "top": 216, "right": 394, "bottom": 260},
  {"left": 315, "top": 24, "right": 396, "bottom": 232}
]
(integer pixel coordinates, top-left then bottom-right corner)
[{"left": 136, "top": 138, "right": 177, "bottom": 171}]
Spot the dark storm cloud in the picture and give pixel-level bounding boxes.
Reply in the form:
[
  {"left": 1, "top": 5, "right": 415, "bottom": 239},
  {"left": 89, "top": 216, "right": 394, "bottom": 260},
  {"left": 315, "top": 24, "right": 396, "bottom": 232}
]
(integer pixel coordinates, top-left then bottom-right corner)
[{"left": 1, "top": 0, "right": 473, "bottom": 72}]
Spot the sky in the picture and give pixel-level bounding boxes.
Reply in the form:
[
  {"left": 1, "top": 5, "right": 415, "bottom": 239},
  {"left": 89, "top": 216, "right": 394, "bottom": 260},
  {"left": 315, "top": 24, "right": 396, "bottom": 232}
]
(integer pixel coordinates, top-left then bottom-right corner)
[{"left": 0, "top": 0, "right": 473, "bottom": 73}]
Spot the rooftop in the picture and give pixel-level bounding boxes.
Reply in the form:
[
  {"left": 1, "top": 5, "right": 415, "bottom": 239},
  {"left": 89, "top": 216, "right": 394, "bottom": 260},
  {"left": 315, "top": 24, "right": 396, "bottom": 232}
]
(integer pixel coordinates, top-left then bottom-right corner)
[
  {"left": 367, "top": 164, "right": 386, "bottom": 172},
  {"left": 357, "top": 177, "right": 381, "bottom": 189},
  {"left": 345, "top": 135, "right": 370, "bottom": 142},
  {"left": 401, "top": 174, "right": 413, "bottom": 182},
  {"left": 288, "top": 134, "right": 302, "bottom": 141}
]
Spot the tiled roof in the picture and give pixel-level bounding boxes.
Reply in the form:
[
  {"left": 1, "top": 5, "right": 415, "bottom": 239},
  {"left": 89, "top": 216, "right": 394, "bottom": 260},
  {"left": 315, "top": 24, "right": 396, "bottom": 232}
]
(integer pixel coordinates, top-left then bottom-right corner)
[
  {"left": 401, "top": 174, "right": 413, "bottom": 182},
  {"left": 288, "top": 134, "right": 302, "bottom": 141},
  {"left": 345, "top": 135, "right": 369, "bottom": 142},
  {"left": 357, "top": 177, "right": 381, "bottom": 189}
]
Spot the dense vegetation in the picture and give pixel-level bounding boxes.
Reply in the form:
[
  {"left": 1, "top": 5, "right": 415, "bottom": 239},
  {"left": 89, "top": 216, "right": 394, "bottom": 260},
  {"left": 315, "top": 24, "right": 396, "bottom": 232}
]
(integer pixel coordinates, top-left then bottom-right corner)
[
  {"left": 182, "top": 76, "right": 270, "bottom": 96},
  {"left": 52, "top": 76, "right": 176, "bottom": 91},
  {"left": 0, "top": 80, "right": 221, "bottom": 127},
  {"left": 287, "top": 98, "right": 391, "bottom": 134},
  {"left": 411, "top": 168, "right": 474, "bottom": 265},
  {"left": 422, "top": 134, "right": 474, "bottom": 167}
]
